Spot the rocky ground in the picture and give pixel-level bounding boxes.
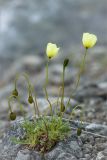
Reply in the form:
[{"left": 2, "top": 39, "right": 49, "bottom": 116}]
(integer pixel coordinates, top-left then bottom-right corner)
[
  {"left": 0, "top": 46, "right": 107, "bottom": 159},
  {"left": 1, "top": 117, "right": 107, "bottom": 160},
  {"left": 0, "top": 0, "right": 107, "bottom": 159}
]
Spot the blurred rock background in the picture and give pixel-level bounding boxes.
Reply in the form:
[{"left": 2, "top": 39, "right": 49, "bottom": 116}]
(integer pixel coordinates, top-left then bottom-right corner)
[{"left": 0, "top": 0, "right": 107, "bottom": 137}]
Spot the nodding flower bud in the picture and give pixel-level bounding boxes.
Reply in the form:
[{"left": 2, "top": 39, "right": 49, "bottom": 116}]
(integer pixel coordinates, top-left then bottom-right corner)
[
  {"left": 10, "top": 112, "right": 16, "bottom": 121},
  {"left": 63, "top": 59, "right": 69, "bottom": 68},
  {"left": 77, "top": 128, "right": 82, "bottom": 136},
  {"left": 28, "top": 95, "right": 34, "bottom": 104},
  {"left": 57, "top": 112, "right": 61, "bottom": 117},
  {"left": 60, "top": 103, "right": 65, "bottom": 112},
  {"left": 12, "top": 89, "right": 18, "bottom": 97}
]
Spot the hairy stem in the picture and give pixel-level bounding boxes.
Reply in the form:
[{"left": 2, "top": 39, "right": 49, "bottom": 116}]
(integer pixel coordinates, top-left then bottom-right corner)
[
  {"left": 61, "top": 66, "right": 65, "bottom": 106},
  {"left": 14, "top": 73, "right": 31, "bottom": 92},
  {"left": 66, "top": 48, "right": 88, "bottom": 109},
  {"left": 57, "top": 86, "right": 62, "bottom": 107},
  {"left": 33, "top": 100, "right": 37, "bottom": 117},
  {"left": 74, "top": 48, "right": 88, "bottom": 92},
  {"left": 34, "top": 94, "right": 40, "bottom": 117},
  {"left": 42, "top": 118, "right": 48, "bottom": 139},
  {"left": 8, "top": 96, "right": 13, "bottom": 113},
  {"left": 8, "top": 95, "right": 26, "bottom": 120},
  {"left": 44, "top": 61, "right": 53, "bottom": 116},
  {"left": 69, "top": 105, "right": 83, "bottom": 119},
  {"left": 14, "top": 72, "right": 40, "bottom": 117},
  {"left": 44, "top": 87, "right": 53, "bottom": 116}
]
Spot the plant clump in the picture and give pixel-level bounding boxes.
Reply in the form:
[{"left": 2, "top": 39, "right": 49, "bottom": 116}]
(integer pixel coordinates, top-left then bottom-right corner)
[
  {"left": 8, "top": 33, "right": 97, "bottom": 154},
  {"left": 13, "top": 116, "right": 70, "bottom": 153}
]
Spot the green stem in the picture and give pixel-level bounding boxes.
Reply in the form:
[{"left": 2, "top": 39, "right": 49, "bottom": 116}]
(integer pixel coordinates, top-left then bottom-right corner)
[
  {"left": 14, "top": 72, "right": 32, "bottom": 94},
  {"left": 44, "top": 61, "right": 53, "bottom": 116},
  {"left": 44, "top": 87, "right": 53, "bottom": 116},
  {"left": 14, "top": 72, "right": 40, "bottom": 117},
  {"left": 61, "top": 66, "right": 65, "bottom": 105},
  {"left": 8, "top": 96, "right": 13, "bottom": 113},
  {"left": 34, "top": 94, "right": 40, "bottom": 117},
  {"left": 80, "top": 109, "right": 84, "bottom": 128},
  {"left": 17, "top": 96, "right": 26, "bottom": 120},
  {"left": 28, "top": 82, "right": 40, "bottom": 117},
  {"left": 8, "top": 95, "right": 26, "bottom": 120},
  {"left": 56, "top": 87, "right": 62, "bottom": 115},
  {"left": 57, "top": 86, "right": 62, "bottom": 107},
  {"left": 66, "top": 48, "right": 88, "bottom": 109},
  {"left": 74, "top": 48, "right": 88, "bottom": 92},
  {"left": 45, "top": 62, "right": 49, "bottom": 86},
  {"left": 42, "top": 118, "right": 48, "bottom": 139},
  {"left": 69, "top": 104, "right": 84, "bottom": 127},
  {"left": 33, "top": 100, "right": 37, "bottom": 117}
]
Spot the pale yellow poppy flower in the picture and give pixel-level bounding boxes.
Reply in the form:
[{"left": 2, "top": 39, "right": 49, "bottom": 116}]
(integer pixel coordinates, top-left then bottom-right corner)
[
  {"left": 82, "top": 33, "right": 97, "bottom": 48},
  {"left": 46, "top": 43, "right": 60, "bottom": 59}
]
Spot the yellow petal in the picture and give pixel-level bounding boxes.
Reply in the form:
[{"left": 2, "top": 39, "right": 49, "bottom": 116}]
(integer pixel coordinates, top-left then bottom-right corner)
[
  {"left": 46, "top": 43, "right": 60, "bottom": 58},
  {"left": 82, "top": 33, "right": 97, "bottom": 48}
]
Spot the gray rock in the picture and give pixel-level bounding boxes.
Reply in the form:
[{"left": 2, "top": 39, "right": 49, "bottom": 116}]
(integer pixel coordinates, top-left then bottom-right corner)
[
  {"left": 0, "top": 119, "right": 82, "bottom": 160},
  {"left": 15, "top": 150, "right": 30, "bottom": 160},
  {"left": 96, "top": 151, "right": 107, "bottom": 160},
  {"left": 75, "top": 83, "right": 107, "bottom": 102},
  {"left": 1, "top": 117, "right": 107, "bottom": 160},
  {"left": 85, "top": 123, "right": 107, "bottom": 136}
]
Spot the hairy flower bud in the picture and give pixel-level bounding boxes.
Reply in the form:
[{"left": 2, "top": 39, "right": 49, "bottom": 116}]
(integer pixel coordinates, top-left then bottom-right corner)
[
  {"left": 10, "top": 112, "right": 16, "bottom": 121},
  {"left": 28, "top": 95, "right": 34, "bottom": 104},
  {"left": 12, "top": 89, "right": 18, "bottom": 97},
  {"left": 77, "top": 128, "right": 82, "bottom": 136},
  {"left": 60, "top": 103, "right": 65, "bottom": 112},
  {"left": 63, "top": 59, "right": 69, "bottom": 68}
]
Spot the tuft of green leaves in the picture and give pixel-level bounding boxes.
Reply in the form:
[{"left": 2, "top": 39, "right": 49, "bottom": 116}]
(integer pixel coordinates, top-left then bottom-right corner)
[{"left": 12, "top": 116, "right": 71, "bottom": 153}]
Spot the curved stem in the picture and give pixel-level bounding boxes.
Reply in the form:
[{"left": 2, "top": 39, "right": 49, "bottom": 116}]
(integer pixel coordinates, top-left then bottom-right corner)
[
  {"left": 14, "top": 72, "right": 32, "bottom": 94},
  {"left": 43, "top": 86, "right": 63, "bottom": 116},
  {"left": 14, "top": 72, "right": 40, "bottom": 118},
  {"left": 17, "top": 96, "right": 26, "bottom": 120},
  {"left": 8, "top": 95, "right": 26, "bottom": 120},
  {"left": 69, "top": 104, "right": 84, "bottom": 126},
  {"left": 44, "top": 87, "right": 53, "bottom": 116},
  {"left": 8, "top": 96, "right": 13, "bottom": 113},
  {"left": 80, "top": 109, "right": 84, "bottom": 128},
  {"left": 29, "top": 83, "right": 40, "bottom": 117}
]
